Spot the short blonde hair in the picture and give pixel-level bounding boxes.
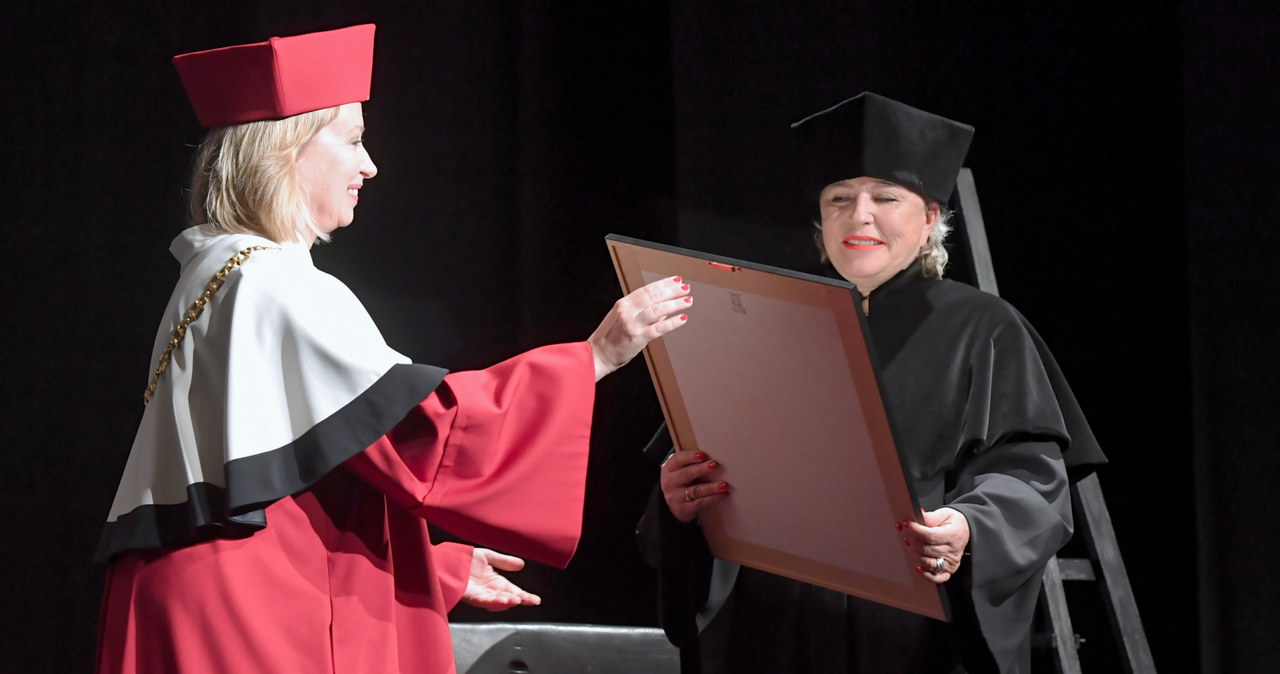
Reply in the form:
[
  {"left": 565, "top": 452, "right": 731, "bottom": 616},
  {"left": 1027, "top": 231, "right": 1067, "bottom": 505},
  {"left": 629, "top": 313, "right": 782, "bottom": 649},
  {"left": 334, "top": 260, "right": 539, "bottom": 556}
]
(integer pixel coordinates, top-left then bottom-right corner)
[
  {"left": 187, "top": 106, "right": 340, "bottom": 243},
  {"left": 919, "top": 202, "right": 953, "bottom": 278}
]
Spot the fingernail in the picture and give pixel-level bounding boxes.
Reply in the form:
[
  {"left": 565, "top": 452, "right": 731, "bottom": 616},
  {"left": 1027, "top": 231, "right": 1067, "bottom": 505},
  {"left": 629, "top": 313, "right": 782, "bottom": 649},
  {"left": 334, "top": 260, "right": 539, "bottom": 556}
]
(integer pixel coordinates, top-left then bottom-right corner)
[
  {"left": 672, "top": 276, "right": 682, "bottom": 283},
  {"left": 680, "top": 314, "right": 688, "bottom": 321},
  {"left": 915, "top": 566, "right": 925, "bottom": 575},
  {"left": 717, "top": 482, "right": 728, "bottom": 491},
  {"left": 694, "top": 452, "right": 706, "bottom": 461},
  {"left": 894, "top": 522, "right": 903, "bottom": 532},
  {"left": 903, "top": 538, "right": 911, "bottom": 548},
  {"left": 684, "top": 296, "right": 693, "bottom": 303},
  {"left": 706, "top": 460, "right": 717, "bottom": 470},
  {"left": 681, "top": 283, "right": 690, "bottom": 291}
]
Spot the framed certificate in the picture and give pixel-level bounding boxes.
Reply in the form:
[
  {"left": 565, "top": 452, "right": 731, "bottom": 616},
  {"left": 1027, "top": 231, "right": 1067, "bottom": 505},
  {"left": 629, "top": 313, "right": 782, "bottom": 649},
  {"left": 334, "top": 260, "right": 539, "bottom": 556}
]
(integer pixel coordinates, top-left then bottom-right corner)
[{"left": 608, "top": 234, "right": 948, "bottom": 621}]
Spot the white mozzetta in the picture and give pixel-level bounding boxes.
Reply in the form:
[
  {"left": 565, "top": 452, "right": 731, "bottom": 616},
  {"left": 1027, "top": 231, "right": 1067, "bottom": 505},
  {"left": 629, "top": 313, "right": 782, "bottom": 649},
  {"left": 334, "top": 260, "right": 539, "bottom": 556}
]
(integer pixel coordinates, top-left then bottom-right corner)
[{"left": 107, "top": 225, "right": 410, "bottom": 521}]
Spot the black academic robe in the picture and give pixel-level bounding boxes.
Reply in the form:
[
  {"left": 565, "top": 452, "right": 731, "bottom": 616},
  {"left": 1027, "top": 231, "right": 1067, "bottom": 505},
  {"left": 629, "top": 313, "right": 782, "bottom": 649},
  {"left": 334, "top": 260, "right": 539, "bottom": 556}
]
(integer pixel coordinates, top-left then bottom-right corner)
[{"left": 638, "top": 261, "right": 1106, "bottom": 674}]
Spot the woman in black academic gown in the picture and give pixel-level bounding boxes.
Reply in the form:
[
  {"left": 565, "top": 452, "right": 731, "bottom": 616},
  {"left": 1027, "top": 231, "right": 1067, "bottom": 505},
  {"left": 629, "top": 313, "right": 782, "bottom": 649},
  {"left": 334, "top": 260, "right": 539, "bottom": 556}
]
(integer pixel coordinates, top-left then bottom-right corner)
[{"left": 639, "top": 92, "right": 1106, "bottom": 673}]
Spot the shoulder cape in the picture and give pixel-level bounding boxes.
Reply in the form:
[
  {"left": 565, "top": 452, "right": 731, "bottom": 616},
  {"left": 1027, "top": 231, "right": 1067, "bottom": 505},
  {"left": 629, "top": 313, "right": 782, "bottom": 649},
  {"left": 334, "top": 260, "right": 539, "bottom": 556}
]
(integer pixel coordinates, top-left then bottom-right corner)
[
  {"left": 866, "top": 262, "right": 1105, "bottom": 478},
  {"left": 95, "top": 226, "right": 445, "bottom": 563}
]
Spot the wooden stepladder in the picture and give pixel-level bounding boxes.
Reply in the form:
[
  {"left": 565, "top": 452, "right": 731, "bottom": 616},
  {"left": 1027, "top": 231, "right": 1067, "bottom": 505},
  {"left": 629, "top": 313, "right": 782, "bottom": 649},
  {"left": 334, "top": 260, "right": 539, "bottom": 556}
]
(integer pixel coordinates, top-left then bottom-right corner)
[{"left": 950, "top": 169, "right": 1156, "bottom": 674}]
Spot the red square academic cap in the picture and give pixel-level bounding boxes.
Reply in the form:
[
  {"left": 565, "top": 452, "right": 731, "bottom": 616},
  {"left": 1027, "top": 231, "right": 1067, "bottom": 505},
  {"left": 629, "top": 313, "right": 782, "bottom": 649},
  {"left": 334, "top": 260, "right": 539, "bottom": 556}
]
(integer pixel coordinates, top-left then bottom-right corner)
[{"left": 173, "top": 24, "right": 375, "bottom": 127}]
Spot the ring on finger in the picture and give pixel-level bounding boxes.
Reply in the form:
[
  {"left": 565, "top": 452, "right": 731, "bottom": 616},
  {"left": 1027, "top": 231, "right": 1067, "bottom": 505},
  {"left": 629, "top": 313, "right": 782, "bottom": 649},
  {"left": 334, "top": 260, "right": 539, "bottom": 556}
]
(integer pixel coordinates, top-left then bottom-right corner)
[
  {"left": 932, "top": 556, "right": 946, "bottom": 575},
  {"left": 684, "top": 488, "right": 695, "bottom": 503}
]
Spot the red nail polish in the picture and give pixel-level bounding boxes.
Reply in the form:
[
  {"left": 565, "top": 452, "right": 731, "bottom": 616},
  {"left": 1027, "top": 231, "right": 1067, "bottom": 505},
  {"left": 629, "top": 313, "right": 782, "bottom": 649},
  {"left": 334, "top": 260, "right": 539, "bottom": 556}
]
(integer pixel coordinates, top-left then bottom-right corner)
[
  {"left": 694, "top": 452, "right": 706, "bottom": 461},
  {"left": 706, "top": 460, "right": 717, "bottom": 470},
  {"left": 684, "top": 296, "right": 693, "bottom": 303},
  {"left": 680, "top": 314, "right": 688, "bottom": 321},
  {"left": 672, "top": 276, "right": 682, "bottom": 283},
  {"left": 717, "top": 482, "right": 728, "bottom": 491},
  {"left": 903, "top": 538, "right": 911, "bottom": 547},
  {"left": 681, "top": 283, "right": 690, "bottom": 291},
  {"left": 894, "top": 522, "right": 903, "bottom": 531},
  {"left": 915, "top": 566, "right": 925, "bottom": 575}
]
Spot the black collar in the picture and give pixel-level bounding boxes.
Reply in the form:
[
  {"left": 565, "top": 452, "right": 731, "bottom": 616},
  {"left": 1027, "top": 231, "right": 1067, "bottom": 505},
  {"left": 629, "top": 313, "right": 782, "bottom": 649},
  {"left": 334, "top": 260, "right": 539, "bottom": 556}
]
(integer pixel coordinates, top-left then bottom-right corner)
[{"left": 865, "top": 259, "right": 927, "bottom": 301}]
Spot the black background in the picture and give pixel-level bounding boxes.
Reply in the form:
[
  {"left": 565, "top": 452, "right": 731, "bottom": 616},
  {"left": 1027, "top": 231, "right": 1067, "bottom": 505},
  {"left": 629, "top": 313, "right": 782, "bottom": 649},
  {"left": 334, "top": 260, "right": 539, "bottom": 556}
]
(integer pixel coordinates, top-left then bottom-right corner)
[{"left": 2, "top": 2, "right": 1276, "bottom": 671}]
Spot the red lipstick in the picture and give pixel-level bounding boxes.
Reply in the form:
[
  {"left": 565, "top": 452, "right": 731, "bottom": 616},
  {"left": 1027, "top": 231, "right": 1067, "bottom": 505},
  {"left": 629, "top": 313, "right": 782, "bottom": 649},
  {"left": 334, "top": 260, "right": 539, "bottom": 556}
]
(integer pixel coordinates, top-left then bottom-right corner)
[{"left": 842, "top": 236, "right": 885, "bottom": 251}]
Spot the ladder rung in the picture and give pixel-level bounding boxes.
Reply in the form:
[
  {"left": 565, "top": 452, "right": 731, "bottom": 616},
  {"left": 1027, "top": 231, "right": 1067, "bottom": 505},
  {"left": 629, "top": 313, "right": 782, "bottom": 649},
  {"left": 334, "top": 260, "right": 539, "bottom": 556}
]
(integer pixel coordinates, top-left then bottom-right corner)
[{"left": 1056, "top": 557, "right": 1097, "bottom": 581}]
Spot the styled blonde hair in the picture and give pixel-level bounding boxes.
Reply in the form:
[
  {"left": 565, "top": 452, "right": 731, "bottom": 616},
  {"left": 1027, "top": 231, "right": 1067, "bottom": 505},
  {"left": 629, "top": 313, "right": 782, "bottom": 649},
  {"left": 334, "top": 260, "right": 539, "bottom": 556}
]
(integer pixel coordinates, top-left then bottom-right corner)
[
  {"left": 187, "top": 106, "right": 340, "bottom": 243},
  {"left": 919, "top": 202, "right": 953, "bottom": 278}
]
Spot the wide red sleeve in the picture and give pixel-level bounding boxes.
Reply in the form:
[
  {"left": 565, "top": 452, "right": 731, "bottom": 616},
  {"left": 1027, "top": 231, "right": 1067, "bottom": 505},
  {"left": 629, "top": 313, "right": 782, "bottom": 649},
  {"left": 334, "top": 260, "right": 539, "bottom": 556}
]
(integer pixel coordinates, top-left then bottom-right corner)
[
  {"left": 346, "top": 342, "right": 595, "bottom": 568},
  {"left": 432, "top": 541, "right": 475, "bottom": 611}
]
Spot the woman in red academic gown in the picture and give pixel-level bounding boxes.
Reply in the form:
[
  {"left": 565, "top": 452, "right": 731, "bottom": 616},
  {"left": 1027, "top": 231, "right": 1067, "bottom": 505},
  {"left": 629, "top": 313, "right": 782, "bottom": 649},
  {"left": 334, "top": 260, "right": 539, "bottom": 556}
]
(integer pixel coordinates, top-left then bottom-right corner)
[{"left": 94, "top": 24, "right": 691, "bottom": 674}]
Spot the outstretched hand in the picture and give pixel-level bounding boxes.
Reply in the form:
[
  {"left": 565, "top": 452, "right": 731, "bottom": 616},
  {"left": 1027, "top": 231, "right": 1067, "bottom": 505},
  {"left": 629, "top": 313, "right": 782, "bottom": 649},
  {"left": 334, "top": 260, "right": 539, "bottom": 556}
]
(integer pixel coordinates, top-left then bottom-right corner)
[
  {"left": 902, "top": 507, "right": 970, "bottom": 585},
  {"left": 461, "top": 548, "right": 542, "bottom": 611},
  {"left": 589, "top": 276, "right": 692, "bottom": 381}
]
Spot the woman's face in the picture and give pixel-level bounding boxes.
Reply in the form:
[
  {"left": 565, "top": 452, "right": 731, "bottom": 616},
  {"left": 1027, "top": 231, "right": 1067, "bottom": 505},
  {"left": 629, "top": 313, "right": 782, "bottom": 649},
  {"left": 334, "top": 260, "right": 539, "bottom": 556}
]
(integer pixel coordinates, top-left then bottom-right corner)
[
  {"left": 819, "top": 177, "right": 938, "bottom": 295},
  {"left": 296, "top": 102, "right": 377, "bottom": 242}
]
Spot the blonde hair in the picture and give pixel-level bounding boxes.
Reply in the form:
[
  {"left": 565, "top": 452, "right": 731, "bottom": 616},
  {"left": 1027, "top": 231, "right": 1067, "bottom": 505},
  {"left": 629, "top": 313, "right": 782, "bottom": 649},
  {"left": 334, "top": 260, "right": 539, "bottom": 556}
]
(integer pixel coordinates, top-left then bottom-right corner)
[
  {"left": 187, "top": 106, "right": 340, "bottom": 244},
  {"left": 813, "top": 200, "right": 955, "bottom": 279},
  {"left": 920, "top": 202, "right": 953, "bottom": 278}
]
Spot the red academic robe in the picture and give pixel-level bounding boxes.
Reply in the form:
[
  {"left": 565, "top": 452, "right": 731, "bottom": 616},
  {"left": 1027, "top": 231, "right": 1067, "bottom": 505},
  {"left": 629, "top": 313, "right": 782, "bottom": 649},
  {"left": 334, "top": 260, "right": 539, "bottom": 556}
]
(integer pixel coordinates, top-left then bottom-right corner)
[{"left": 96, "top": 343, "right": 594, "bottom": 674}]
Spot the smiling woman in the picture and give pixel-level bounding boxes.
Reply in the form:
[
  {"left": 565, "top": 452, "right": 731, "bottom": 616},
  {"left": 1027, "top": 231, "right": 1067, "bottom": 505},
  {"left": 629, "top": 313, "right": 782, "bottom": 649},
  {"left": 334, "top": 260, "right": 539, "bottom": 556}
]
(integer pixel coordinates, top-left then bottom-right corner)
[
  {"left": 819, "top": 177, "right": 940, "bottom": 304},
  {"left": 295, "top": 102, "right": 377, "bottom": 242},
  {"left": 95, "top": 24, "right": 691, "bottom": 674},
  {"left": 641, "top": 92, "right": 1107, "bottom": 674}
]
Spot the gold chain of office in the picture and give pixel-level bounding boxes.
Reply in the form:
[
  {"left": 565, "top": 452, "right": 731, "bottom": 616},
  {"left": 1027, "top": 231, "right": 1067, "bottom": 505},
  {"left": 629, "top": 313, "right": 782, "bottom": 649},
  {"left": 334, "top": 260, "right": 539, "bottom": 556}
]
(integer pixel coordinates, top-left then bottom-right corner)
[{"left": 143, "top": 245, "right": 278, "bottom": 405}]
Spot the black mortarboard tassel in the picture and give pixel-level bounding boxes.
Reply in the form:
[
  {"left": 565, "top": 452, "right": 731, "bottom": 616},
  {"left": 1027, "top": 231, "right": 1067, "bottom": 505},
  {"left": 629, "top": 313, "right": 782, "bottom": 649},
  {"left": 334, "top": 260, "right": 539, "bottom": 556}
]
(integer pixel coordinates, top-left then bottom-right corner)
[{"left": 790, "top": 92, "right": 975, "bottom": 205}]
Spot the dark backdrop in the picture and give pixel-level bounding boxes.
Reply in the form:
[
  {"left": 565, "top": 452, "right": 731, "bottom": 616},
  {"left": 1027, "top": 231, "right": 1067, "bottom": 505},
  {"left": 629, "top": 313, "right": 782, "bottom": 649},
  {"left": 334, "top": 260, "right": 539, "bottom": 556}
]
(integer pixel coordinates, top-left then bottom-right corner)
[{"left": 2, "top": 2, "right": 1275, "bottom": 672}]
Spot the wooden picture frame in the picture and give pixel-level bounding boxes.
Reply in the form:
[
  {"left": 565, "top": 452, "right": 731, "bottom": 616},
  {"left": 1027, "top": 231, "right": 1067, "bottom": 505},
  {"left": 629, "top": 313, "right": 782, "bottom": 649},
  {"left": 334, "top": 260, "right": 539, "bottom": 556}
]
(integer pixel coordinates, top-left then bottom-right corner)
[{"left": 608, "top": 234, "right": 948, "bottom": 621}]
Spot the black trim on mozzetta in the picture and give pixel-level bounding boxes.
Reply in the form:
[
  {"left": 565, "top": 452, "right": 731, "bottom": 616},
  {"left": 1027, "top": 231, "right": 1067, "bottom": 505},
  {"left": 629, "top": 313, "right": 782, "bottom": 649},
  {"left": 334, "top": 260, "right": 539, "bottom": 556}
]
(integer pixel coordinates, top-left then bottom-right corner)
[
  {"left": 225, "top": 363, "right": 446, "bottom": 510},
  {"left": 94, "top": 363, "right": 447, "bottom": 563},
  {"left": 92, "top": 482, "right": 266, "bottom": 564}
]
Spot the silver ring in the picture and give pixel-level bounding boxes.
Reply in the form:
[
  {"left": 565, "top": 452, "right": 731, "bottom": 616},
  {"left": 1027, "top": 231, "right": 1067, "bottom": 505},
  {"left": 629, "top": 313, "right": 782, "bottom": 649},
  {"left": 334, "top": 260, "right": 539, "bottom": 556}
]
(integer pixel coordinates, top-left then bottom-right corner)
[
  {"left": 684, "top": 488, "right": 695, "bottom": 503},
  {"left": 932, "top": 556, "right": 946, "bottom": 574}
]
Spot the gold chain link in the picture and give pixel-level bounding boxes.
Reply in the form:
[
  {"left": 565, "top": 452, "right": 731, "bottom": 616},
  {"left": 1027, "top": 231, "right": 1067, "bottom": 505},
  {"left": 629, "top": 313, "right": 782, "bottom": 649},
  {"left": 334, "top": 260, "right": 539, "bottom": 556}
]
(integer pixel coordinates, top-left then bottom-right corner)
[{"left": 143, "top": 245, "right": 277, "bottom": 404}]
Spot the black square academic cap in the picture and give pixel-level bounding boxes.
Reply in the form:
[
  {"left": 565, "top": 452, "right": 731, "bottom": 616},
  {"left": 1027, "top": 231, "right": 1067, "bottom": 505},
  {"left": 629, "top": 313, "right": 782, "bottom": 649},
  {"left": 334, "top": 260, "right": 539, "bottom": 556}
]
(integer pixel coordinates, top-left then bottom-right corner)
[{"left": 790, "top": 92, "right": 974, "bottom": 205}]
